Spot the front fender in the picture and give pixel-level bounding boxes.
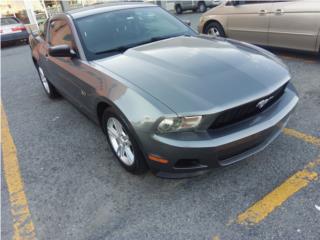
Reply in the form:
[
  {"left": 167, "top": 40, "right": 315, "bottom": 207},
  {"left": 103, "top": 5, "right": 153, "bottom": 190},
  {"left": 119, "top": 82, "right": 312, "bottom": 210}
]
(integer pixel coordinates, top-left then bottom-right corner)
[
  {"left": 91, "top": 63, "right": 177, "bottom": 133},
  {"left": 199, "top": 15, "right": 228, "bottom": 34}
]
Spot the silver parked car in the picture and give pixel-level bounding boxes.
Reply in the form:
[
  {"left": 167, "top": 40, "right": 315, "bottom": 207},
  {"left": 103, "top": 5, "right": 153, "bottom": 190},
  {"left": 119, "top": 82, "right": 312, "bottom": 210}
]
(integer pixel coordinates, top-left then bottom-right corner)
[
  {"left": 1, "top": 17, "right": 29, "bottom": 45},
  {"left": 199, "top": 0, "right": 320, "bottom": 53},
  {"left": 29, "top": 3, "right": 298, "bottom": 177},
  {"left": 175, "top": 0, "right": 222, "bottom": 14}
]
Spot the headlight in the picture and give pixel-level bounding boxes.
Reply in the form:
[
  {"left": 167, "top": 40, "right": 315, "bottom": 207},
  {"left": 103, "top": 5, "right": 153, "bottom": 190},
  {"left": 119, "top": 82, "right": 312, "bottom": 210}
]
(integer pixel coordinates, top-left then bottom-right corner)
[{"left": 157, "top": 116, "right": 202, "bottom": 133}]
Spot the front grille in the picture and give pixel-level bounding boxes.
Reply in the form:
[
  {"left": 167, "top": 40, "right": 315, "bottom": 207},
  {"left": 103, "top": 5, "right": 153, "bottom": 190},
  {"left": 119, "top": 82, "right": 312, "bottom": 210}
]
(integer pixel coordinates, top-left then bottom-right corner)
[
  {"left": 209, "top": 83, "right": 287, "bottom": 130},
  {"left": 217, "top": 127, "right": 274, "bottom": 161}
]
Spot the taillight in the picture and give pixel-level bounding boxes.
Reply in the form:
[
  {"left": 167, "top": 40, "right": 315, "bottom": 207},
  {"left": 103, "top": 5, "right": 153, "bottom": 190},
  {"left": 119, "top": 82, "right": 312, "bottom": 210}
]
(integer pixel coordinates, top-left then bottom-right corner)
[
  {"left": 11, "top": 26, "right": 26, "bottom": 32},
  {"left": 0, "top": 29, "right": 2, "bottom": 33}
]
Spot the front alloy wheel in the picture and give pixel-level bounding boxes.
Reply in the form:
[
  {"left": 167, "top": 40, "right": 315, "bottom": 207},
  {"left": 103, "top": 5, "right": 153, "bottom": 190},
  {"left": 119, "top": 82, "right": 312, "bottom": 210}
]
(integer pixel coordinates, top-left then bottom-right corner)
[
  {"left": 205, "top": 22, "right": 226, "bottom": 37},
  {"left": 38, "top": 66, "right": 50, "bottom": 94},
  {"left": 107, "top": 117, "right": 135, "bottom": 166},
  {"left": 208, "top": 27, "right": 221, "bottom": 36},
  {"left": 102, "top": 108, "right": 148, "bottom": 174}
]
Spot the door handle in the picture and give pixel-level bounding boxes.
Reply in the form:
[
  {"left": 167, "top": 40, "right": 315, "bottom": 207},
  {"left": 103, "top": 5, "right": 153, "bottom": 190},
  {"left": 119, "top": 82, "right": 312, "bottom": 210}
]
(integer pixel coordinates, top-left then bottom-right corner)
[
  {"left": 259, "top": 9, "right": 268, "bottom": 15},
  {"left": 275, "top": 9, "right": 284, "bottom": 15}
]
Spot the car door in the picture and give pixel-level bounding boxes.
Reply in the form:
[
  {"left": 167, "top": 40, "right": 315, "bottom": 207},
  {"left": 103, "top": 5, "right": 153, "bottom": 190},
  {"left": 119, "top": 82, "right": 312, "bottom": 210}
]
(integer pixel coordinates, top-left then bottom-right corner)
[
  {"left": 45, "top": 19, "right": 83, "bottom": 105},
  {"left": 226, "top": 0, "right": 273, "bottom": 45},
  {"left": 46, "top": 18, "right": 100, "bottom": 116},
  {"left": 269, "top": 0, "right": 320, "bottom": 52},
  {"left": 183, "top": 0, "right": 194, "bottom": 10}
]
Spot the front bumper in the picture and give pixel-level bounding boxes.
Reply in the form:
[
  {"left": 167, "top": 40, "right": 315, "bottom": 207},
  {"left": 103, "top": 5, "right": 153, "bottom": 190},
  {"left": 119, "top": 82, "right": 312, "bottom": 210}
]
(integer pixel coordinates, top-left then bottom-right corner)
[
  {"left": 1, "top": 31, "right": 29, "bottom": 43},
  {"left": 138, "top": 84, "right": 299, "bottom": 178}
]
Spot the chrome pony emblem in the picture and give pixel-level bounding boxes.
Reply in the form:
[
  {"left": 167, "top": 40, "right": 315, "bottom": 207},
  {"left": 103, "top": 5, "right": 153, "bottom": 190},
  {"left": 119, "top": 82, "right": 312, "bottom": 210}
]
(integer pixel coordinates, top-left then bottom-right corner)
[{"left": 256, "top": 96, "right": 274, "bottom": 109}]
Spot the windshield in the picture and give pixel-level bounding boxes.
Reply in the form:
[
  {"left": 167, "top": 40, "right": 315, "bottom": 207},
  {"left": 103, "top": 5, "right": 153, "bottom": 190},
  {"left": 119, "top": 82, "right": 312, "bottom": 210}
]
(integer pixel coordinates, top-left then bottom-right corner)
[{"left": 75, "top": 6, "right": 196, "bottom": 60}]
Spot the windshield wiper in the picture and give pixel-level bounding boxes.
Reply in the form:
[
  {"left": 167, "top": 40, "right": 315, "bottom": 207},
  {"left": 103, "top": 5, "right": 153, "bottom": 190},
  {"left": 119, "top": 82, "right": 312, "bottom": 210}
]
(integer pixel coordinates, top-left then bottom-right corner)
[
  {"left": 95, "top": 46, "right": 130, "bottom": 55},
  {"left": 95, "top": 33, "right": 191, "bottom": 55},
  {"left": 146, "top": 33, "right": 191, "bottom": 44}
]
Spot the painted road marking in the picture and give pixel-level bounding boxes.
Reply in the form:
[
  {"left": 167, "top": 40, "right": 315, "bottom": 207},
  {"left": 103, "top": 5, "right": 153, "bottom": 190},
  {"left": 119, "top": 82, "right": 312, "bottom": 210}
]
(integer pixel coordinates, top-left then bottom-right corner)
[
  {"left": 283, "top": 128, "right": 320, "bottom": 147},
  {"left": 237, "top": 158, "right": 320, "bottom": 225},
  {"left": 1, "top": 105, "right": 36, "bottom": 239}
]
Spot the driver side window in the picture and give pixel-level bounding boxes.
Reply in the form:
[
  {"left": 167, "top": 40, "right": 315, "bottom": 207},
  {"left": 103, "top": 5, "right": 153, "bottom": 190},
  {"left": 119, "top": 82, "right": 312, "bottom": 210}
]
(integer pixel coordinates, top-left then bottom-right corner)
[{"left": 49, "top": 20, "right": 76, "bottom": 50}]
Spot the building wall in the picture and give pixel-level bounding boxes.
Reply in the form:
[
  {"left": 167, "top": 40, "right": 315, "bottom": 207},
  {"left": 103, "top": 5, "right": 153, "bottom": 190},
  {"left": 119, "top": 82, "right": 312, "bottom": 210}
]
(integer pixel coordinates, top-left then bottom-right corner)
[{"left": 0, "top": 0, "right": 175, "bottom": 33}]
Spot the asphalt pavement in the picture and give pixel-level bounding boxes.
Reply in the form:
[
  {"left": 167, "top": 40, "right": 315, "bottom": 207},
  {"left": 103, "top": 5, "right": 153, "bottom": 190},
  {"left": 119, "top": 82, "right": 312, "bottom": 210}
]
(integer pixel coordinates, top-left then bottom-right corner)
[{"left": 1, "top": 13, "right": 320, "bottom": 240}]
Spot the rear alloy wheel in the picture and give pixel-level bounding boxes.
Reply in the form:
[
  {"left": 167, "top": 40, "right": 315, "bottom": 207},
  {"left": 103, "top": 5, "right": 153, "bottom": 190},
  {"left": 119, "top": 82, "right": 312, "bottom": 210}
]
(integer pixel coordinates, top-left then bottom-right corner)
[
  {"left": 205, "top": 22, "right": 226, "bottom": 37},
  {"left": 102, "top": 108, "right": 148, "bottom": 174},
  {"left": 175, "top": 5, "right": 183, "bottom": 14},
  {"left": 37, "top": 66, "right": 59, "bottom": 98},
  {"left": 198, "top": 2, "right": 207, "bottom": 13}
]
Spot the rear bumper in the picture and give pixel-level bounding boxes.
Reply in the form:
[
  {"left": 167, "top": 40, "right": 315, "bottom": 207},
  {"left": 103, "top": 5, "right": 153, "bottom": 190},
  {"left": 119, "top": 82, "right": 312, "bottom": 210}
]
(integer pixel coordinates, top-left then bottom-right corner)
[
  {"left": 1, "top": 31, "right": 29, "bottom": 43},
  {"left": 138, "top": 83, "right": 299, "bottom": 178}
]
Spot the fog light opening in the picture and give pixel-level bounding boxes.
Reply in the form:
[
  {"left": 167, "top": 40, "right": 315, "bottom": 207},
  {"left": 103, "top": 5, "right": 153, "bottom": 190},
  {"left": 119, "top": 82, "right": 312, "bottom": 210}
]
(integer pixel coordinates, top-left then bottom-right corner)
[{"left": 174, "top": 159, "right": 204, "bottom": 169}]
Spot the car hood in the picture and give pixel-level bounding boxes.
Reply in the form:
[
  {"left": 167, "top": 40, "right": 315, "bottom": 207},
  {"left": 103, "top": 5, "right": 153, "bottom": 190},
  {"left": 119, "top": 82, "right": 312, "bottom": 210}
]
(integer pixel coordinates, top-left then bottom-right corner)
[{"left": 93, "top": 36, "right": 290, "bottom": 115}]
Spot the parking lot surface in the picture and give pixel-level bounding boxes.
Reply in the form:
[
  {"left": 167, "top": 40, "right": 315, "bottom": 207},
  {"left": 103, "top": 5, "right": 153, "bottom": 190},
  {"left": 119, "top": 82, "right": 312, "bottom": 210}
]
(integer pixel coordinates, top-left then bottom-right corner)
[{"left": 2, "top": 13, "right": 320, "bottom": 240}]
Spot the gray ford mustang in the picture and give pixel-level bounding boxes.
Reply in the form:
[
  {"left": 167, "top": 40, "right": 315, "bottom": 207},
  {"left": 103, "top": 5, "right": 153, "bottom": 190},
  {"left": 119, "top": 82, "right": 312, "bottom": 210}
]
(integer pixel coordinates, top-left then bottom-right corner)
[{"left": 29, "top": 3, "right": 299, "bottom": 178}]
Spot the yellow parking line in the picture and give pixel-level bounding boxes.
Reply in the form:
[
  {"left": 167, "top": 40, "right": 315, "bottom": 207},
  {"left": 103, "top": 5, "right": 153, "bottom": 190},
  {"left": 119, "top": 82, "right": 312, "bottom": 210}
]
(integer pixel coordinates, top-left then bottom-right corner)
[
  {"left": 237, "top": 158, "right": 320, "bottom": 225},
  {"left": 283, "top": 128, "right": 320, "bottom": 147},
  {"left": 1, "top": 105, "right": 36, "bottom": 239}
]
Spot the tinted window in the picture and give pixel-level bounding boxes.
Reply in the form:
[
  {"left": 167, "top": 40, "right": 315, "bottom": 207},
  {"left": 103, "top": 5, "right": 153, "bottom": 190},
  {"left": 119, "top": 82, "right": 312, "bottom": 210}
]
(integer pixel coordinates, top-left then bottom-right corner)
[
  {"left": 49, "top": 20, "right": 76, "bottom": 49},
  {"left": 1, "top": 17, "right": 19, "bottom": 25},
  {"left": 75, "top": 6, "right": 195, "bottom": 60}
]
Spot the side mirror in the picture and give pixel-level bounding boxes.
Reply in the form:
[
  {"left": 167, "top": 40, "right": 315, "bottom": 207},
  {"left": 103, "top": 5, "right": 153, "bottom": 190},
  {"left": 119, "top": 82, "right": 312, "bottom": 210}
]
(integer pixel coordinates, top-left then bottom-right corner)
[
  {"left": 49, "top": 45, "right": 77, "bottom": 58},
  {"left": 182, "top": 20, "right": 191, "bottom": 27}
]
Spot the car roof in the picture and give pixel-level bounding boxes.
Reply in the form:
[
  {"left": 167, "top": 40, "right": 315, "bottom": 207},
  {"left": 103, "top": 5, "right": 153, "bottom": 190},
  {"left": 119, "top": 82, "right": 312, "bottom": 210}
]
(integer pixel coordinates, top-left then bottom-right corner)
[{"left": 67, "top": 2, "right": 155, "bottom": 19}]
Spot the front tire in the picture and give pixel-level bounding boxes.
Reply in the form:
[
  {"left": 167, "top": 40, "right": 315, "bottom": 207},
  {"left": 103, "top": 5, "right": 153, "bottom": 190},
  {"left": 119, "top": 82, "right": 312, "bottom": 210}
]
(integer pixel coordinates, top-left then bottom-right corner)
[
  {"left": 36, "top": 65, "right": 59, "bottom": 98},
  {"left": 204, "top": 22, "right": 226, "bottom": 37},
  {"left": 102, "top": 108, "right": 148, "bottom": 174}
]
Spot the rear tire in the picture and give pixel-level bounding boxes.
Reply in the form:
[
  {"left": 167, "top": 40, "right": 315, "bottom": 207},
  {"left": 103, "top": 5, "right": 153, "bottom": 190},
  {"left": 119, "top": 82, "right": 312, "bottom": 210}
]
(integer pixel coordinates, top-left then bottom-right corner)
[
  {"left": 36, "top": 64, "right": 59, "bottom": 98},
  {"left": 198, "top": 2, "right": 207, "bottom": 13},
  {"left": 175, "top": 4, "right": 183, "bottom": 14},
  {"left": 204, "top": 22, "right": 226, "bottom": 37},
  {"left": 102, "top": 108, "right": 148, "bottom": 174}
]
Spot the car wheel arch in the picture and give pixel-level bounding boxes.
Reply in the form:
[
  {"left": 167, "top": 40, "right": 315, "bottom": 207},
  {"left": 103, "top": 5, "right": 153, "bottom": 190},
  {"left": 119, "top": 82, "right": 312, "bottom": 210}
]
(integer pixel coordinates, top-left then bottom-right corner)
[
  {"left": 96, "top": 100, "right": 114, "bottom": 126},
  {"left": 96, "top": 99, "right": 150, "bottom": 163},
  {"left": 204, "top": 20, "right": 225, "bottom": 35},
  {"left": 198, "top": 1, "right": 206, "bottom": 7},
  {"left": 96, "top": 98, "right": 138, "bottom": 133}
]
